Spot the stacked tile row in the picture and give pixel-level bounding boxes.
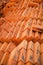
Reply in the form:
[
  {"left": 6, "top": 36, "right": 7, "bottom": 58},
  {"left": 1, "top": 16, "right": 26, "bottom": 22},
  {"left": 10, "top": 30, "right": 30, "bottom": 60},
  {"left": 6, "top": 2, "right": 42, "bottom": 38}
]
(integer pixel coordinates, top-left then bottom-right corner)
[
  {"left": 0, "top": 18, "right": 43, "bottom": 43},
  {"left": 0, "top": 40, "right": 43, "bottom": 65},
  {"left": 4, "top": 40, "right": 43, "bottom": 65},
  {"left": 0, "top": 41, "right": 16, "bottom": 65}
]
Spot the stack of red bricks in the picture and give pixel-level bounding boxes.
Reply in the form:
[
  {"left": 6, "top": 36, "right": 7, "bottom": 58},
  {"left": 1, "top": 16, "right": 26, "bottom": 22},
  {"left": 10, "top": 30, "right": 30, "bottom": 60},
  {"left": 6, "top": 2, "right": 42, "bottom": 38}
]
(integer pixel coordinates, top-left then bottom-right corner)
[
  {"left": 0, "top": 0, "right": 43, "bottom": 65},
  {"left": 0, "top": 40, "right": 43, "bottom": 65}
]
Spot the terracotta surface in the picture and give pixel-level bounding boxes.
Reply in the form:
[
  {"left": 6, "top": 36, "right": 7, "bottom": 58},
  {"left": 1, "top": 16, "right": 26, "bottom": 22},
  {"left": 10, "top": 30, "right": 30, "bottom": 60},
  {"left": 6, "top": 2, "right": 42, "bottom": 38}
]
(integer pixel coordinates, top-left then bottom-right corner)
[{"left": 0, "top": 0, "right": 43, "bottom": 65}]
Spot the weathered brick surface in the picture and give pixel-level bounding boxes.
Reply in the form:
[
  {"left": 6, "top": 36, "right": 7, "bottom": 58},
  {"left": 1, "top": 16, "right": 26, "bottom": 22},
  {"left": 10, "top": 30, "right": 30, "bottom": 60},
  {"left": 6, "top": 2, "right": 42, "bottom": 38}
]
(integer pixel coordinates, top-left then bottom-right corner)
[{"left": 0, "top": 0, "right": 43, "bottom": 65}]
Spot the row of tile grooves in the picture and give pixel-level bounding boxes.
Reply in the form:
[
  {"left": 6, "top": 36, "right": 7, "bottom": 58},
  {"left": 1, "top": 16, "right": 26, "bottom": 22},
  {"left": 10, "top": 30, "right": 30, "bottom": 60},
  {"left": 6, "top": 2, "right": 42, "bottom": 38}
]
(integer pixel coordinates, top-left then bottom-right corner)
[
  {"left": 0, "top": 26, "right": 43, "bottom": 43},
  {"left": 0, "top": 41, "right": 16, "bottom": 65},
  {"left": 6, "top": 40, "right": 43, "bottom": 65}
]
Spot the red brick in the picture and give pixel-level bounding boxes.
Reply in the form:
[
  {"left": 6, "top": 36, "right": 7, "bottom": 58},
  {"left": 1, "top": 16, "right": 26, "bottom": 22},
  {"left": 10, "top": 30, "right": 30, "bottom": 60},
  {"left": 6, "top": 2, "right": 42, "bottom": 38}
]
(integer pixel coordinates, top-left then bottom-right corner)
[
  {"left": 26, "top": 62, "right": 32, "bottom": 65},
  {"left": 3, "top": 22, "right": 11, "bottom": 32},
  {"left": 17, "top": 40, "right": 28, "bottom": 50},
  {"left": 16, "top": 28, "right": 22, "bottom": 42},
  {"left": 17, "top": 61, "right": 25, "bottom": 65},
  {"left": 12, "top": 21, "right": 22, "bottom": 41},
  {"left": 0, "top": 42, "right": 8, "bottom": 52},
  {"left": 22, "top": 7, "right": 28, "bottom": 17},
  {"left": 9, "top": 22, "right": 15, "bottom": 26},
  {"left": 34, "top": 42, "right": 40, "bottom": 52},
  {"left": 9, "top": 25, "right": 15, "bottom": 32},
  {"left": 34, "top": 32, "right": 40, "bottom": 42},
  {"left": 0, "top": 51, "right": 4, "bottom": 61},
  {"left": 26, "top": 50, "right": 34, "bottom": 64},
  {"left": 0, "top": 19, "right": 4, "bottom": 26},
  {"left": 27, "top": 41, "right": 34, "bottom": 51},
  {"left": 32, "top": 19, "right": 37, "bottom": 25},
  {"left": 24, "top": 19, "right": 32, "bottom": 30},
  {"left": 0, "top": 43, "right": 2, "bottom": 48},
  {"left": 5, "top": 42, "right": 16, "bottom": 53},
  {"left": 5, "top": 32, "right": 13, "bottom": 42},
  {"left": 16, "top": 21, "right": 26, "bottom": 42},
  {"left": 29, "top": 30, "right": 34, "bottom": 41},
  {"left": 41, "top": 43, "right": 43, "bottom": 53},
  {"left": 34, "top": 42, "right": 40, "bottom": 65},
  {"left": 41, "top": 53, "right": 43, "bottom": 65},
  {"left": 33, "top": 0, "right": 42, "bottom": 3},
  {"left": 20, "top": 21, "right": 26, "bottom": 32},
  {"left": 41, "top": 33, "right": 43, "bottom": 43},
  {"left": 0, "top": 52, "right": 9, "bottom": 65},
  {"left": 32, "top": 24, "right": 43, "bottom": 32},
  {"left": 7, "top": 48, "right": 19, "bottom": 65},
  {"left": 28, "top": 1, "right": 39, "bottom": 7},
  {"left": 37, "top": 20, "right": 41, "bottom": 26},
  {"left": 18, "top": 48, "right": 26, "bottom": 63},
  {"left": 21, "top": 29, "right": 29, "bottom": 40},
  {"left": 0, "top": 30, "right": 8, "bottom": 42},
  {"left": 0, "top": 29, "right": 5, "bottom": 42},
  {"left": 1, "top": 22, "right": 6, "bottom": 29},
  {"left": 21, "top": 0, "right": 28, "bottom": 8},
  {"left": 25, "top": 7, "right": 32, "bottom": 18}
]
